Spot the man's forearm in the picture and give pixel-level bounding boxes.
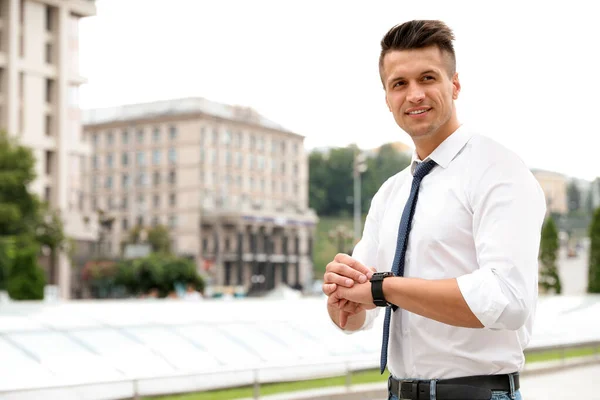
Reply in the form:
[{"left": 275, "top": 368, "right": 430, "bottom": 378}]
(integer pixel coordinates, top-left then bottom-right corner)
[
  {"left": 328, "top": 305, "right": 366, "bottom": 331},
  {"left": 383, "top": 277, "right": 483, "bottom": 328}
]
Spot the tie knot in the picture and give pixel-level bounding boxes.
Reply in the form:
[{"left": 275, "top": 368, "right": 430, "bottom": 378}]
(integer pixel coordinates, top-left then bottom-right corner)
[{"left": 413, "top": 159, "right": 437, "bottom": 181}]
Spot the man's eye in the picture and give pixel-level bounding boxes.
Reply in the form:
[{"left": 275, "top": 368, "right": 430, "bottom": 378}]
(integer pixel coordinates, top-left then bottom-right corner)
[
  {"left": 423, "top": 76, "right": 434, "bottom": 81},
  {"left": 393, "top": 81, "right": 406, "bottom": 88}
]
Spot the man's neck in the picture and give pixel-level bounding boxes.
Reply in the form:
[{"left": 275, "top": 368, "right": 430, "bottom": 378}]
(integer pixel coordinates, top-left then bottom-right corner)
[{"left": 414, "top": 120, "right": 460, "bottom": 160}]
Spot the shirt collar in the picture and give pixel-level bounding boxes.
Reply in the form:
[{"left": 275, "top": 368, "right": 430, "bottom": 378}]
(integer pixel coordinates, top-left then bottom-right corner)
[{"left": 410, "top": 125, "right": 473, "bottom": 175}]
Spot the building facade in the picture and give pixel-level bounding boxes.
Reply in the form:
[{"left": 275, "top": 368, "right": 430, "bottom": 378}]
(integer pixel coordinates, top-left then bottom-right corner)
[
  {"left": 532, "top": 169, "right": 568, "bottom": 215},
  {"left": 0, "top": 0, "right": 98, "bottom": 298},
  {"left": 82, "top": 98, "right": 318, "bottom": 295}
]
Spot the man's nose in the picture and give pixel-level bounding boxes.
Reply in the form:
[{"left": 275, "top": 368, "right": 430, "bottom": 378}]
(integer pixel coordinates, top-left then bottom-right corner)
[{"left": 407, "top": 84, "right": 425, "bottom": 103}]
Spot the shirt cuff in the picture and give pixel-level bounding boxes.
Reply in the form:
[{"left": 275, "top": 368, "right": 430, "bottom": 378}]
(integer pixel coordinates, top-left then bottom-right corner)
[{"left": 456, "top": 268, "right": 509, "bottom": 328}]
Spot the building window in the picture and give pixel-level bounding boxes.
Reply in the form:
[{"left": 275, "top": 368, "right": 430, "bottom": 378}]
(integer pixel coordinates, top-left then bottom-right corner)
[
  {"left": 153, "top": 150, "right": 160, "bottom": 165},
  {"left": 122, "top": 218, "right": 128, "bottom": 231},
  {"left": 106, "top": 154, "right": 113, "bottom": 169},
  {"left": 92, "top": 155, "right": 98, "bottom": 170},
  {"left": 137, "top": 216, "right": 143, "bottom": 227},
  {"left": 45, "top": 79, "right": 54, "bottom": 103},
  {"left": 122, "top": 173, "right": 129, "bottom": 189},
  {"left": 92, "top": 133, "right": 98, "bottom": 147},
  {"left": 45, "top": 114, "right": 52, "bottom": 136},
  {"left": 153, "top": 171, "right": 160, "bottom": 186},
  {"left": 122, "top": 152, "right": 129, "bottom": 166},
  {"left": 223, "top": 130, "right": 231, "bottom": 145},
  {"left": 153, "top": 127, "right": 160, "bottom": 143},
  {"left": 151, "top": 216, "right": 159, "bottom": 227},
  {"left": 153, "top": 194, "right": 160, "bottom": 208},
  {"left": 122, "top": 130, "right": 129, "bottom": 145},
  {"left": 122, "top": 196, "right": 128, "bottom": 210},
  {"left": 106, "top": 132, "right": 114, "bottom": 146},
  {"left": 45, "top": 43, "right": 52, "bottom": 64},
  {"left": 136, "top": 129, "right": 144, "bottom": 144},
  {"left": 105, "top": 176, "right": 112, "bottom": 189},
  {"left": 169, "top": 193, "right": 176, "bottom": 207},
  {"left": 168, "top": 148, "right": 176, "bottom": 164},
  {"left": 137, "top": 172, "right": 146, "bottom": 186},
  {"left": 169, "top": 215, "right": 177, "bottom": 228},
  {"left": 168, "top": 170, "right": 176, "bottom": 185},
  {"left": 136, "top": 151, "right": 145, "bottom": 166},
  {"left": 45, "top": 5, "right": 54, "bottom": 32},
  {"left": 169, "top": 126, "right": 177, "bottom": 141},
  {"left": 45, "top": 151, "right": 53, "bottom": 175}
]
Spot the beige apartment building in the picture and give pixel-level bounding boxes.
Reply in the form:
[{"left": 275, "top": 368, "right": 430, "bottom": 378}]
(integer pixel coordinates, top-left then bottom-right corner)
[
  {"left": 0, "top": 0, "right": 97, "bottom": 298},
  {"left": 82, "top": 98, "right": 319, "bottom": 295},
  {"left": 532, "top": 169, "right": 568, "bottom": 214}
]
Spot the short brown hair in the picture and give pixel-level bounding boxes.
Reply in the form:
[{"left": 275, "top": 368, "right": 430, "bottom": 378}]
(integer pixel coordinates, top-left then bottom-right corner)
[{"left": 379, "top": 20, "right": 456, "bottom": 80}]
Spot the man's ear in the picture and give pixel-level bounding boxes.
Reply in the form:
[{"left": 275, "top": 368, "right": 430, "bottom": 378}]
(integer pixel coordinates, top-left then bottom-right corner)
[{"left": 452, "top": 72, "right": 461, "bottom": 100}]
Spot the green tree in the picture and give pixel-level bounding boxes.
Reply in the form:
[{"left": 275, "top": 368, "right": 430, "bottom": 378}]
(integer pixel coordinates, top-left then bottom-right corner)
[
  {"left": 0, "top": 131, "right": 66, "bottom": 296},
  {"left": 308, "top": 151, "right": 330, "bottom": 215},
  {"left": 588, "top": 208, "right": 600, "bottom": 293},
  {"left": 567, "top": 180, "right": 582, "bottom": 213},
  {"left": 113, "top": 254, "right": 204, "bottom": 297},
  {"left": 585, "top": 188, "right": 595, "bottom": 214},
  {"left": 147, "top": 225, "right": 172, "bottom": 254},
  {"left": 6, "top": 239, "right": 46, "bottom": 300},
  {"left": 539, "top": 216, "right": 562, "bottom": 294},
  {"left": 308, "top": 143, "right": 410, "bottom": 217},
  {"left": 123, "top": 224, "right": 172, "bottom": 255},
  {"left": 362, "top": 144, "right": 411, "bottom": 213}
]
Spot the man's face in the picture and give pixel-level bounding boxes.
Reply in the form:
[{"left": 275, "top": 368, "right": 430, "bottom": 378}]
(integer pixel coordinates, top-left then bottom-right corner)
[{"left": 381, "top": 46, "right": 460, "bottom": 140}]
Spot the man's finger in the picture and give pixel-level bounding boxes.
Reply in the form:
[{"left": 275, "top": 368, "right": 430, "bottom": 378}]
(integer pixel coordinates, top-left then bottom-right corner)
[
  {"left": 340, "top": 310, "right": 349, "bottom": 328},
  {"left": 322, "top": 283, "right": 337, "bottom": 295},
  {"left": 333, "top": 254, "right": 374, "bottom": 279},
  {"left": 326, "top": 262, "right": 368, "bottom": 284},
  {"left": 324, "top": 271, "right": 356, "bottom": 288}
]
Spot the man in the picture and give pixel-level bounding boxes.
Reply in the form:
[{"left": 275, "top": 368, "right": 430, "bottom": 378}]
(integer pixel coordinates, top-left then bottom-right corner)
[{"left": 322, "top": 20, "right": 545, "bottom": 400}]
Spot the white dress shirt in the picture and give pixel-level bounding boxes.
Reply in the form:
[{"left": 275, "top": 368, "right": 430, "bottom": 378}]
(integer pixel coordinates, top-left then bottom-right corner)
[{"left": 350, "top": 125, "right": 546, "bottom": 379}]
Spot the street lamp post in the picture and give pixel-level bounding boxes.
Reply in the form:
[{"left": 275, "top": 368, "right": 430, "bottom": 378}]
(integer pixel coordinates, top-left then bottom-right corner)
[{"left": 353, "top": 151, "right": 367, "bottom": 243}]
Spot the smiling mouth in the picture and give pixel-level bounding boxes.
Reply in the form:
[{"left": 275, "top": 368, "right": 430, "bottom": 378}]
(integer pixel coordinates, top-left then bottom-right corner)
[{"left": 406, "top": 108, "right": 431, "bottom": 115}]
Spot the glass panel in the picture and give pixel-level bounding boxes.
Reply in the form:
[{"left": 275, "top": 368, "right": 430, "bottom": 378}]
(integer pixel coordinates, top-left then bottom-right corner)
[
  {"left": 175, "top": 325, "right": 261, "bottom": 367},
  {"left": 6, "top": 331, "right": 123, "bottom": 382},
  {"left": 0, "top": 337, "right": 54, "bottom": 390},
  {"left": 71, "top": 328, "right": 176, "bottom": 377},
  {"left": 126, "top": 326, "right": 219, "bottom": 371}
]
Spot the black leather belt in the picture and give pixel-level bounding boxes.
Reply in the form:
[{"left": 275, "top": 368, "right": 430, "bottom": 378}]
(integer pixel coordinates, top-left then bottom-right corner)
[{"left": 388, "top": 372, "right": 519, "bottom": 400}]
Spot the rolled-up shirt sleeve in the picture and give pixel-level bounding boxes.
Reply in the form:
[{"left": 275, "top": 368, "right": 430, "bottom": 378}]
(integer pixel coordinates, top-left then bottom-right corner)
[{"left": 457, "top": 157, "right": 546, "bottom": 330}]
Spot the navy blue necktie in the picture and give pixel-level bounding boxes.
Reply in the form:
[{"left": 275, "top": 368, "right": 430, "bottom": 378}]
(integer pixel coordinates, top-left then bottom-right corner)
[{"left": 380, "top": 159, "right": 437, "bottom": 374}]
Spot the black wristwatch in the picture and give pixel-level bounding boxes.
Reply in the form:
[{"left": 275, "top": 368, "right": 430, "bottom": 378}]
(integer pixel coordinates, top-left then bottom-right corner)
[{"left": 370, "top": 272, "right": 394, "bottom": 307}]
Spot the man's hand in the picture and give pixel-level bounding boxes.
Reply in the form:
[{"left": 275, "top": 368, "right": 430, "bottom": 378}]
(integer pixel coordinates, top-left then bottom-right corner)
[{"left": 322, "top": 253, "right": 376, "bottom": 328}]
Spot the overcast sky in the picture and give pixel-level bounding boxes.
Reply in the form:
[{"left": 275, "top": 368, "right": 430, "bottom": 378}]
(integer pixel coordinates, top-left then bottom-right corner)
[{"left": 78, "top": 0, "right": 599, "bottom": 181}]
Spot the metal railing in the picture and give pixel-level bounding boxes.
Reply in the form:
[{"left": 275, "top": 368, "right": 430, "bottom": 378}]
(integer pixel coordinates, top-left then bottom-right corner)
[{"left": 1, "top": 341, "right": 599, "bottom": 400}]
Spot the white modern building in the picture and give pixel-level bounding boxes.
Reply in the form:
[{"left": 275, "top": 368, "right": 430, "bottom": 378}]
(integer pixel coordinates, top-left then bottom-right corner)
[{"left": 0, "top": 0, "right": 98, "bottom": 298}]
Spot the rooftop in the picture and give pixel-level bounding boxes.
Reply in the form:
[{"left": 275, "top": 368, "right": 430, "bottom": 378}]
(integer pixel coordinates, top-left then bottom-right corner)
[{"left": 82, "top": 97, "right": 296, "bottom": 135}]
